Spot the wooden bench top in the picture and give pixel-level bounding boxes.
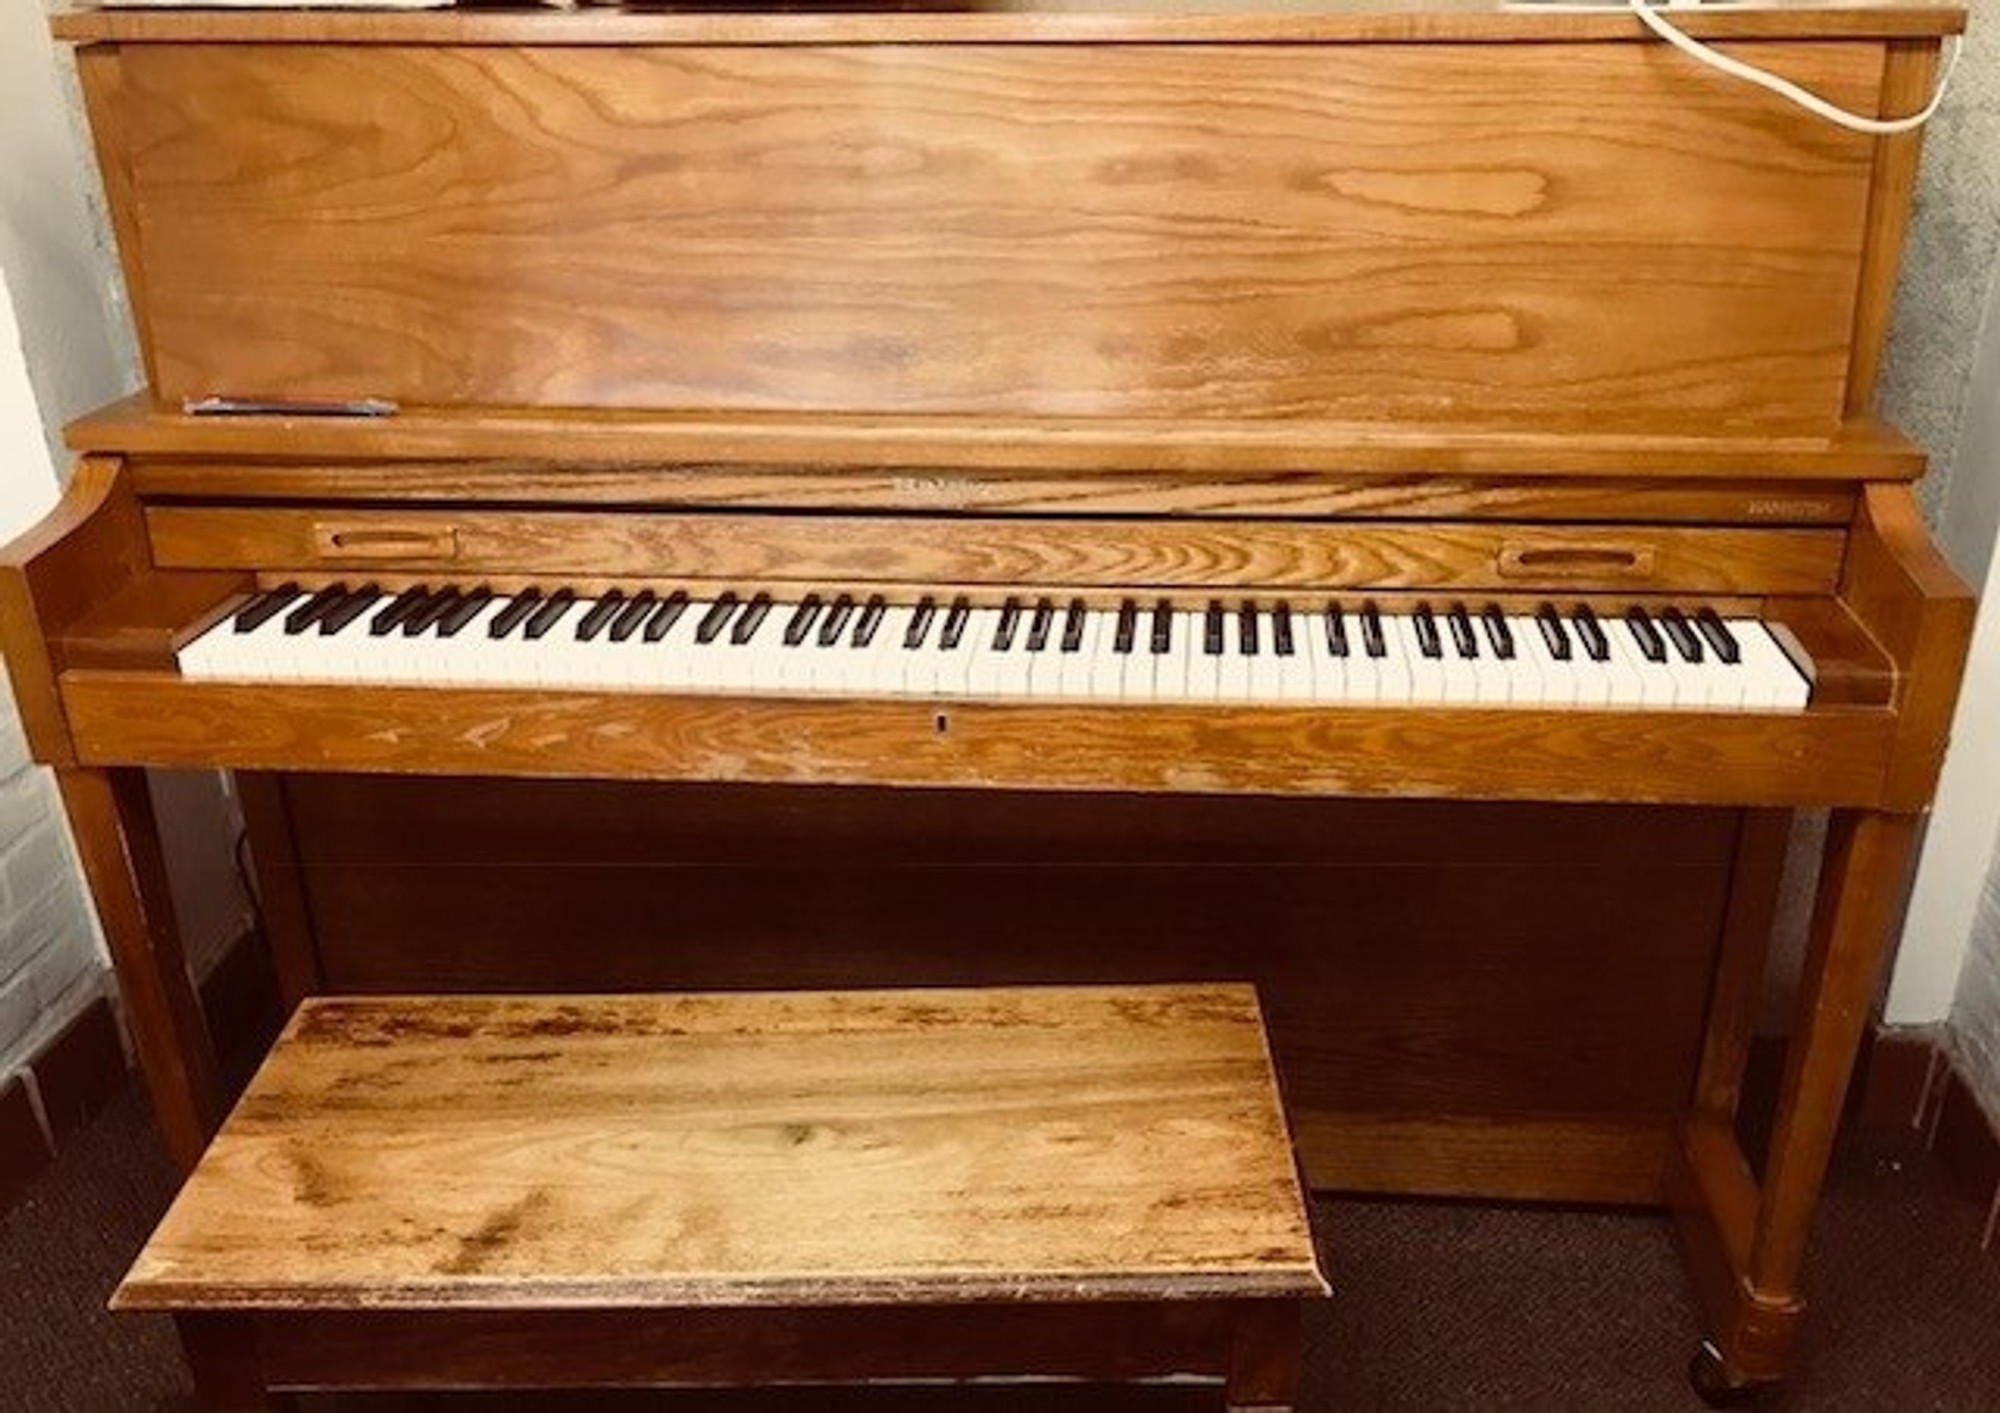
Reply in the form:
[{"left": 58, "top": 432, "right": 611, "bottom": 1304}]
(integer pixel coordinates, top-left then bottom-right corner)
[{"left": 117, "top": 985, "right": 1325, "bottom": 1312}]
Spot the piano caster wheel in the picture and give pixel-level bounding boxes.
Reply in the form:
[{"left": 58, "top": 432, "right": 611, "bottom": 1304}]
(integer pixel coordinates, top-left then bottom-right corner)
[{"left": 1689, "top": 1341, "right": 1766, "bottom": 1409}]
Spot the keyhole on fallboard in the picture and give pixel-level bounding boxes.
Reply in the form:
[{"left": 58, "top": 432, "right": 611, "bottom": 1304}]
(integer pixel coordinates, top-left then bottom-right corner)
[{"left": 935, "top": 713, "right": 950, "bottom": 735}]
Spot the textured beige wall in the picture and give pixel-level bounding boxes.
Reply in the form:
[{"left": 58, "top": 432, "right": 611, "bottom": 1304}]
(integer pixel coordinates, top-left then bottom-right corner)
[{"left": 1872, "top": 14, "right": 2000, "bottom": 1109}]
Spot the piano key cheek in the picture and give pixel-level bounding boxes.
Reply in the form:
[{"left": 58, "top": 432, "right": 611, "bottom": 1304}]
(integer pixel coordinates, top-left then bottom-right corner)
[{"left": 171, "top": 588, "right": 1818, "bottom": 713}]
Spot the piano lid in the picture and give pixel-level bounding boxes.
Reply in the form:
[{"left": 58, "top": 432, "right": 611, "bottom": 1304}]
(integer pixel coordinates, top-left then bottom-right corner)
[
  {"left": 51, "top": 1, "right": 1969, "bottom": 46},
  {"left": 54, "top": 0, "right": 1959, "bottom": 466}
]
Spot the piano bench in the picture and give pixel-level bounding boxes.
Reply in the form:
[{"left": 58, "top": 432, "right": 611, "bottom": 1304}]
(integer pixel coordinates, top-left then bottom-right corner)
[{"left": 114, "top": 986, "right": 1327, "bottom": 1411}]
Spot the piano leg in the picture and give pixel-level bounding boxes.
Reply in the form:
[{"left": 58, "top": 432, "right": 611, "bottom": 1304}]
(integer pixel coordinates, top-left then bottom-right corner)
[
  {"left": 56, "top": 765, "right": 223, "bottom": 1173},
  {"left": 1672, "top": 808, "right": 1921, "bottom": 1399}
]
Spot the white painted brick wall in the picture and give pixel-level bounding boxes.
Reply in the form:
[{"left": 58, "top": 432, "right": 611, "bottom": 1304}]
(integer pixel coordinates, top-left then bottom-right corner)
[
  {"left": 0, "top": 678, "right": 106, "bottom": 1079},
  {"left": 1950, "top": 862, "right": 2000, "bottom": 1119}
]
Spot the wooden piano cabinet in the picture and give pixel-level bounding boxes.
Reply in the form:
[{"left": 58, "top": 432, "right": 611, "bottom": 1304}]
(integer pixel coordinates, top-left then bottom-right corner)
[
  {"left": 12, "top": 1, "right": 1975, "bottom": 1399},
  {"left": 224, "top": 780, "right": 1747, "bottom": 1202}
]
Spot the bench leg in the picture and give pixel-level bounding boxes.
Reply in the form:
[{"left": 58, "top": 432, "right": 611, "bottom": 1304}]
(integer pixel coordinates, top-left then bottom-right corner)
[
  {"left": 177, "top": 1313, "right": 289, "bottom": 1411},
  {"left": 1227, "top": 1300, "right": 1301, "bottom": 1413}
]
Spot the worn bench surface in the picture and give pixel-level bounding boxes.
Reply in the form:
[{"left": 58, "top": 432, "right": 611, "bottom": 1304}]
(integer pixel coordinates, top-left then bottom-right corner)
[{"left": 117, "top": 985, "right": 1324, "bottom": 1312}]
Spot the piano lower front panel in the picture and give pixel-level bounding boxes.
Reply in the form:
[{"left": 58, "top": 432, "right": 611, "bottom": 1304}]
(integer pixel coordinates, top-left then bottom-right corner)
[
  {"left": 63, "top": 674, "right": 1897, "bottom": 807},
  {"left": 261, "top": 775, "right": 1760, "bottom": 1205}
]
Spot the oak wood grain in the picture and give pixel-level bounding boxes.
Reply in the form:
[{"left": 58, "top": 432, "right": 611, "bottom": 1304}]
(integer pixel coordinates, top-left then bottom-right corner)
[
  {"left": 1296, "top": 1112, "right": 1672, "bottom": 1204},
  {"left": 272, "top": 779, "right": 1743, "bottom": 1191},
  {"left": 0, "top": 458, "right": 151, "bottom": 763},
  {"left": 124, "top": 460, "right": 1862, "bottom": 525},
  {"left": 64, "top": 396, "right": 1931, "bottom": 481},
  {"left": 59, "top": 674, "right": 1898, "bottom": 807},
  {"left": 104, "top": 40, "right": 1882, "bottom": 432},
  {"left": 50, "top": 2, "right": 1969, "bottom": 47},
  {"left": 1842, "top": 484, "right": 1975, "bottom": 806},
  {"left": 143, "top": 505, "right": 1850, "bottom": 596},
  {"left": 1751, "top": 810, "right": 1918, "bottom": 1299},
  {"left": 116, "top": 986, "right": 1326, "bottom": 1310},
  {"left": 1844, "top": 40, "right": 1942, "bottom": 416},
  {"left": 1691, "top": 810, "right": 1792, "bottom": 1125},
  {"left": 1667, "top": 1119, "right": 1802, "bottom": 1383}
]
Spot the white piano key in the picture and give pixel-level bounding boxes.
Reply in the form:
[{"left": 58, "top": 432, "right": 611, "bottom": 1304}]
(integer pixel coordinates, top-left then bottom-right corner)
[
  {"left": 1089, "top": 611, "right": 1133, "bottom": 700},
  {"left": 1055, "top": 610, "right": 1104, "bottom": 699},
  {"left": 173, "top": 590, "right": 1818, "bottom": 717},
  {"left": 1396, "top": 615, "right": 1447, "bottom": 705},
  {"left": 1736, "top": 621, "right": 1813, "bottom": 711},
  {"left": 1514, "top": 617, "right": 1574, "bottom": 708},
  {"left": 1494, "top": 617, "right": 1547, "bottom": 705},
  {"left": 1217, "top": 609, "right": 1253, "bottom": 702},
  {"left": 1274, "top": 608, "right": 1317, "bottom": 702},
  {"left": 1187, "top": 613, "right": 1225, "bottom": 702}
]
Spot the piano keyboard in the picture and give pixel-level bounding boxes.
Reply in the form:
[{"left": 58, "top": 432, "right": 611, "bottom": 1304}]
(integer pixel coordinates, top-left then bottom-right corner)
[{"left": 178, "top": 584, "right": 1813, "bottom": 710}]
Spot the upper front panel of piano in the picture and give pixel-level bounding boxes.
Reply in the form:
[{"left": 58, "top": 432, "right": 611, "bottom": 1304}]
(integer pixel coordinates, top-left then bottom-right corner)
[{"left": 55, "top": 1, "right": 1963, "bottom": 469}]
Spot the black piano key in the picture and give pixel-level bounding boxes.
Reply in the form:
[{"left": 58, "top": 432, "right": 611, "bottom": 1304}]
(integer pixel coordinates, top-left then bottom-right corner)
[
  {"left": 371, "top": 585, "right": 432, "bottom": 637},
  {"left": 233, "top": 583, "right": 302, "bottom": 634},
  {"left": 1695, "top": 607, "right": 1742, "bottom": 665},
  {"left": 1273, "top": 601, "right": 1295, "bottom": 657},
  {"left": 817, "top": 593, "right": 858, "bottom": 647},
  {"left": 1414, "top": 604, "right": 1443, "bottom": 659},
  {"left": 402, "top": 588, "right": 462, "bottom": 637},
  {"left": 488, "top": 588, "right": 544, "bottom": 640},
  {"left": 1324, "top": 602, "right": 1349, "bottom": 659},
  {"left": 1025, "top": 598, "right": 1055, "bottom": 652},
  {"left": 284, "top": 584, "right": 349, "bottom": 635},
  {"left": 1446, "top": 602, "right": 1479, "bottom": 659},
  {"left": 731, "top": 592, "right": 776, "bottom": 645},
  {"left": 1113, "top": 599, "right": 1139, "bottom": 654},
  {"left": 696, "top": 591, "right": 742, "bottom": 645},
  {"left": 904, "top": 596, "right": 939, "bottom": 649},
  {"left": 316, "top": 585, "right": 382, "bottom": 635},
  {"left": 1150, "top": 599, "right": 1174, "bottom": 655},
  {"left": 1659, "top": 607, "right": 1704, "bottom": 664},
  {"left": 1360, "top": 601, "right": 1387, "bottom": 660},
  {"left": 783, "top": 593, "right": 825, "bottom": 647},
  {"left": 435, "top": 587, "right": 494, "bottom": 638},
  {"left": 608, "top": 590, "right": 659, "bottom": 643},
  {"left": 576, "top": 590, "right": 627, "bottom": 643},
  {"left": 522, "top": 589, "right": 578, "bottom": 641},
  {"left": 1572, "top": 604, "right": 1610, "bottom": 663},
  {"left": 1060, "top": 598, "right": 1087, "bottom": 653},
  {"left": 1535, "top": 603, "right": 1573, "bottom": 661},
  {"left": 851, "top": 594, "right": 888, "bottom": 648},
  {"left": 400, "top": 587, "right": 460, "bottom": 636},
  {"left": 1237, "top": 600, "right": 1259, "bottom": 656},
  {"left": 1204, "top": 600, "right": 1226, "bottom": 656},
  {"left": 1481, "top": 603, "right": 1515, "bottom": 660},
  {"left": 1626, "top": 606, "right": 1667, "bottom": 663},
  {"left": 940, "top": 597, "right": 972, "bottom": 650},
  {"left": 642, "top": 590, "right": 691, "bottom": 643},
  {"left": 992, "top": 596, "right": 1023, "bottom": 651}
]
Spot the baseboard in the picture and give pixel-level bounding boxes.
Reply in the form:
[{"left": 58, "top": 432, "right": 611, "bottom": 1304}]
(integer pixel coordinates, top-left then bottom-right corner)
[
  {"left": 1856, "top": 1024, "right": 2000, "bottom": 1254},
  {"left": 1855, "top": 1025, "right": 1944, "bottom": 1134},
  {"left": 0, "top": 1073, "right": 51, "bottom": 1215},
  {"left": 0, "top": 924, "right": 284, "bottom": 1222},
  {"left": 0, "top": 990, "right": 128, "bottom": 1220}
]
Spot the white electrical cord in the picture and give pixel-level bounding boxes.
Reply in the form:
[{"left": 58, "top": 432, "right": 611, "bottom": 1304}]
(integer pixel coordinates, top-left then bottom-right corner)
[{"left": 1627, "top": 0, "right": 1962, "bottom": 135}]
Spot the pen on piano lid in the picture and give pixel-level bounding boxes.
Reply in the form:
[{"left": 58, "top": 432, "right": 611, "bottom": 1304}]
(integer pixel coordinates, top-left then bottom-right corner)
[{"left": 183, "top": 395, "right": 399, "bottom": 418}]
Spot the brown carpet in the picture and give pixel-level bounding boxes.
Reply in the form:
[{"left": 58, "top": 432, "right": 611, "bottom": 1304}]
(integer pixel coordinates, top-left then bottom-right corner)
[{"left": 2, "top": 1084, "right": 1996, "bottom": 1412}]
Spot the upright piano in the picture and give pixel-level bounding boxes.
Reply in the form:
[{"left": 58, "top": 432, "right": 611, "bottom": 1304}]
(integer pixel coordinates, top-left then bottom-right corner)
[{"left": 4, "top": 0, "right": 1973, "bottom": 1397}]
